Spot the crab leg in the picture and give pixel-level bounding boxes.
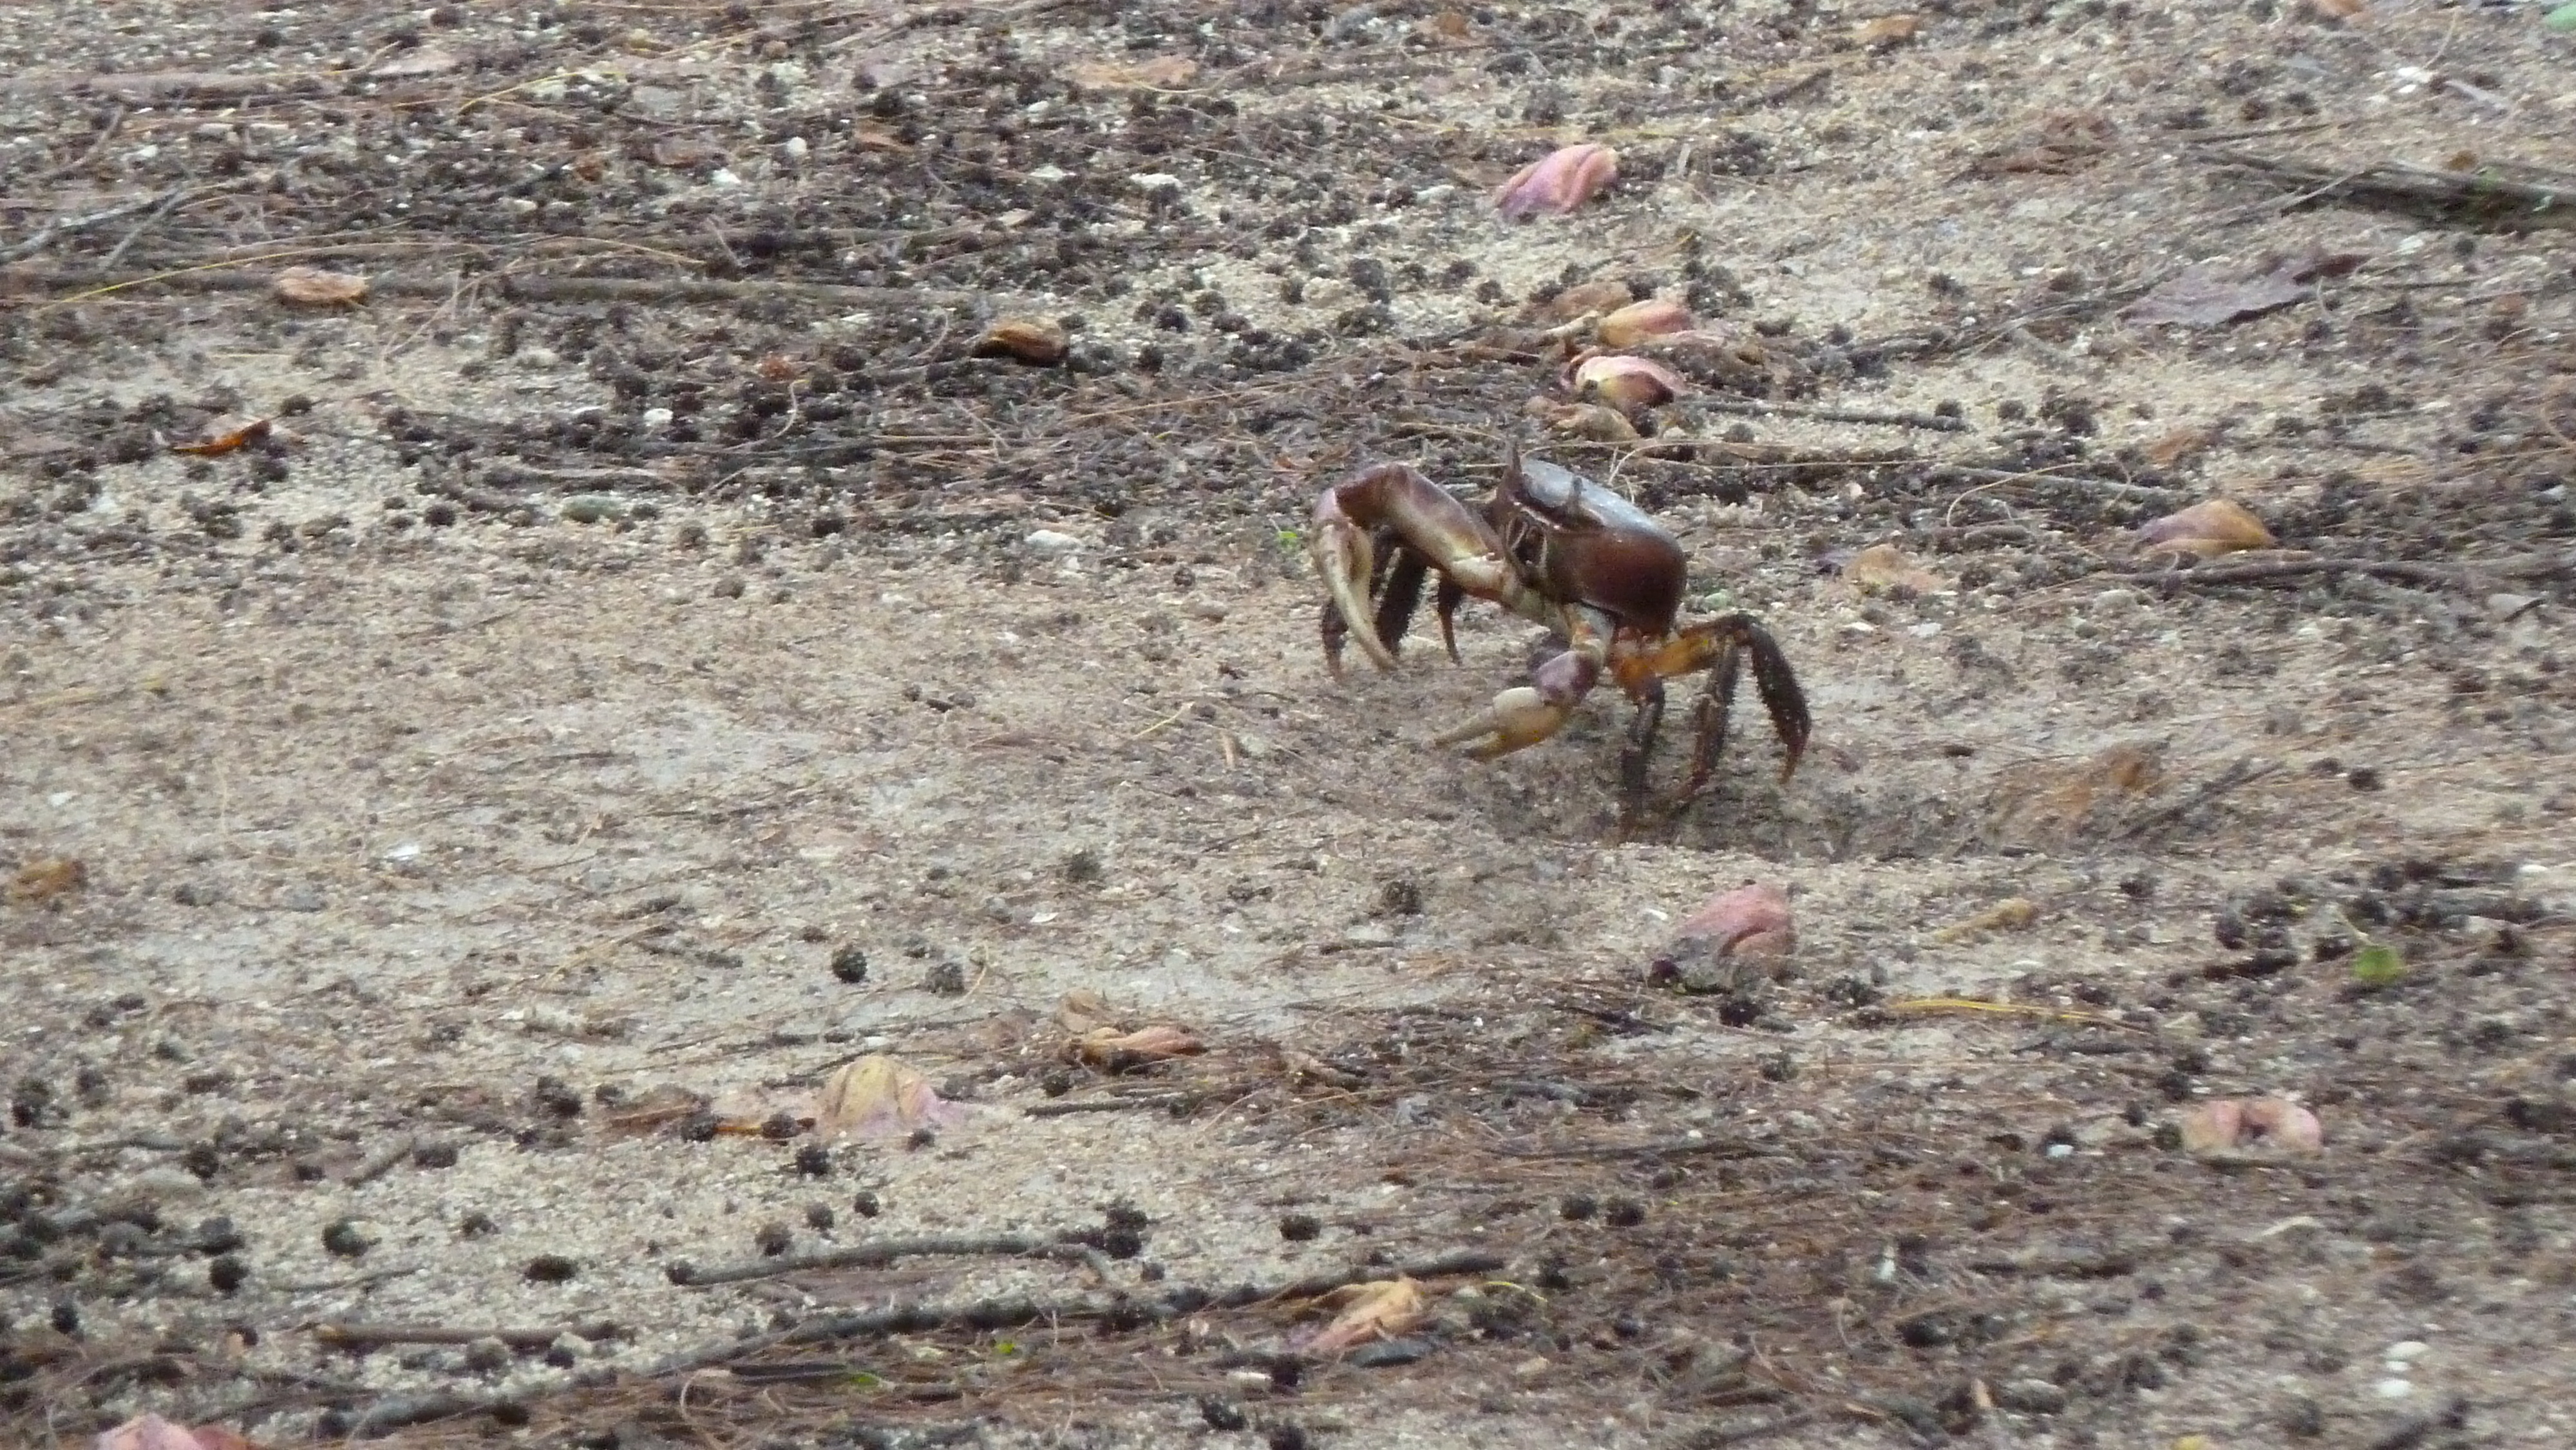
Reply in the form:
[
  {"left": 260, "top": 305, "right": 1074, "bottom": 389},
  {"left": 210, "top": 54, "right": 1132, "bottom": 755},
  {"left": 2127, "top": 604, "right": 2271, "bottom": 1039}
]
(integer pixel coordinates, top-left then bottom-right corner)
[
  {"left": 1430, "top": 607, "right": 1615, "bottom": 760},
  {"left": 1311, "top": 463, "right": 1544, "bottom": 672},
  {"left": 1617, "top": 614, "right": 1814, "bottom": 785}
]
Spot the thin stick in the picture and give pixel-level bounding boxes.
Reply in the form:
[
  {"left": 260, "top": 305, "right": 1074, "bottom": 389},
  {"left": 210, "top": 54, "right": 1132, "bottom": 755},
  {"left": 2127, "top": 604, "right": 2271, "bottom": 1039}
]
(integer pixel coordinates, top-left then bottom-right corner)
[
  {"left": 314, "top": 1322, "right": 624, "bottom": 1350},
  {"left": 1023, "top": 1095, "right": 1198, "bottom": 1116},
  {"left": 6, "top": 264, "right": 985, "bottom": 311},
  {"left": 2112, "top": 552, "right": 2576, "bottom": 590},
  {"left": 341, "top": 1133, "right": 417, "bottom": 1187},
  {"left": 1691, "top": 397, "right": 1967, "bottom": 432},
  {"left": 667, "top": 1232, "right": 1104, "bottom": 1287},
  {"left": 1488, "top": 1136, "right": 1786, "bottom": 1162}
]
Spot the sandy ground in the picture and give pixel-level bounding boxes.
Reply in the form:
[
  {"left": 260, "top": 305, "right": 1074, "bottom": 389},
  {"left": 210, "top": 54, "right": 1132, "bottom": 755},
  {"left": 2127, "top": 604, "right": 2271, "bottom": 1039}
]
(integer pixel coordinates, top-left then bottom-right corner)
[{"left": 6, "top": 1, "right": 2576, "bottom": 1447}]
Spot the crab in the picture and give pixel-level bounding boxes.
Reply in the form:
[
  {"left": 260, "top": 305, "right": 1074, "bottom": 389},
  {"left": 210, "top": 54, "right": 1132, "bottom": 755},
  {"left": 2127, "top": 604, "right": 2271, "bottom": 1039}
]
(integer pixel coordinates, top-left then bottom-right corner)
[{"left": 1310, "top": 445, "right": 1811, "bottom": 816}]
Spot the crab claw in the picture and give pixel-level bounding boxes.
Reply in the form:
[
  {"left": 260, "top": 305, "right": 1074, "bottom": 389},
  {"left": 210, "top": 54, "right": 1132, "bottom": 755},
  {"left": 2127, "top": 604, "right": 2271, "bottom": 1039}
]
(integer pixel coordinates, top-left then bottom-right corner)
[
  {"left": 1430, "top": 686, "right": 1571, "bottom": 760},
  {"left": 1311, "top": 491, "right": 1400, "bottom": 672}
]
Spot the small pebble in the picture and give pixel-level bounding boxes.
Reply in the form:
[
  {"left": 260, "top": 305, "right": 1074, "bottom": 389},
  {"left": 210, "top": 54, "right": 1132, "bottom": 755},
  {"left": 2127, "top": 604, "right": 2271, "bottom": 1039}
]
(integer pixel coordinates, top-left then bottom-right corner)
[
  {"left": 2374, "top": 1377, "right": 2414, "bottom": 1399},
  {"left": 462, "top": 1336, "right": 511, "bottom": 1372},
  {"left": 2385, "top": 1340, "right": 2429, "bottom": 1361},
  {"left": 1026, "top": 529, "right": 1084, "bottom": 555}
]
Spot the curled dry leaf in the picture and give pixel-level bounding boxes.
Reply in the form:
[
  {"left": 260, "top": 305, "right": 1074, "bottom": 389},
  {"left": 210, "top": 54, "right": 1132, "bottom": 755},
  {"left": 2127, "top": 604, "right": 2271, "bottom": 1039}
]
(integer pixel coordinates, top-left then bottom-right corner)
[
  {"left": 7, "top": 856, "right": 87, "bottom": 905},
  {"left": 1565, "top": 352, "right": 1683, "bottom": 413},
  {"left": 97, "top": 1415, "right": 208, "bottom": 1450},
  {"left": 813, "top": 1055, "right": 971, "bottom": 1141},
  {"left": 1493, "top": 142, "right": 1618, "bottom": 220},
  {"left": 1596, "top": 298, "right": 1694, "bottom": 348},
  {"left": 1305, "top": 1276, "right": 1426, "bottom": 1353},
  {"left": 1839, "top": 542, "right": 1947, "bottom": 594},
  {"left": 1073, "top": 1022, "right": 1206, "bottom": 1071},
  {"left": 370, "top": 46, "right": 465, "bottom": 79},
  {"left": 2137, "top": 498, "right": 2275, "bottom": 558},
  {"left": 1676, "top": 882, "right": 1794, "bottom": 959},
  {"left": 271, "top": 267, "right": 368, "bottom": 306},
  {"left": 976, "top": 317, "right": 1070, "bottom": 365},
  {"left": 2125, "top": 249, "right": 2363, "bottom": 328},
  {"left": 2181, "top": 1097, "right": 2322, "bottom": 1156},
  {"left": 171, "top": 418, "right": 273, "bottom": 457},
  {"left": 1065, "top": 55, "right": 1199, "bottom": 89},
  {"left": 602, "top": 1084, "right": 709, "bottom": 1137},
  {"left": 1055, "top": 988, "right": 1113, "bottom": 1037}
]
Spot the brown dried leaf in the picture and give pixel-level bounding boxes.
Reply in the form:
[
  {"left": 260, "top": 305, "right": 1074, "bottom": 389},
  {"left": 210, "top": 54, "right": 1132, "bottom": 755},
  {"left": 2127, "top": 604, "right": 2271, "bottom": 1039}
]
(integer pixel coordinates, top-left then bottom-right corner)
[
  {"left": 371, "top": 46, "right": 465, "bottom": 79},
  {"left": 813, "top": 1055, "right": 971, "bottom": 1141},
  {"left": 1073, "top": 1023, "right": 1205, "bottom": 1071},
  {"left": 95, "top": 1416, "right": 205, "bottom": 1450},
  {"left": 2307, "top": 0, "right": 2366, "bottom": 19},
  {"left": 171, "top": 418, "right": 272, "bottom": 457},
  {"left": 1841, "top": 542, "right": 1947, "bottom": 595},
  {"left": 1676, "top": 882, "right": 1794, "bottom": 958},
  {"left": 1543, "top": 280, "right": 1634, "bottom": 321},
  {"left": 2140, "top": 426, "right": 2215, "bottom": 470},
  {"left": 1055, "top": 988, "right": 1113, "bottom": 1037},
  {"left": 2137, "top": 498, "right": 2275, "bottom": 558},
  {"left": 8, "top": 856, "right": 88, "bottom": 905},
  {"left": 2125, "top": 249, "right": 2364, "bottom": 327},
  {"left": 977, "top": 316, "right": 1070, "bottom": 365},
  {"left": 189, "top": 1430, "right": 265, "bottom": 1450},
  {"left": 649, "top": 136, "right": 724, "bottom": 167},
  {"left": 1985, "top": 742, "right": 2167, "bottom": 847},
  {"left": 1854, "top": 14, "right": 1920, "bottom": 45},
  {"left": 1596, "top": 298, "right": 1694, "bottom": 348},
  {"left": 1305, "top": 1276, "right": 1426, "bottom": 1353},
  {"left": 1528, "top": 399, "right": 1639, "bottom": 442},
  {"left": 1493, "top": 143, "right": 1618, "bottom": 220},
  {"left": 2177, "top": 1099, "right": 2243, "bottom": 1154},
  {"left": 272, "top": 267, "right": 367, "bottom": 306},
  {"left": 1417, "top": 10, "right": 1474, "bottom": 43},
  {"left": 1065, "top": 55, "right": 1199, "bottom": 89},
  {"left": 851, "top": 123, "right": 907, "bottom": 153}
]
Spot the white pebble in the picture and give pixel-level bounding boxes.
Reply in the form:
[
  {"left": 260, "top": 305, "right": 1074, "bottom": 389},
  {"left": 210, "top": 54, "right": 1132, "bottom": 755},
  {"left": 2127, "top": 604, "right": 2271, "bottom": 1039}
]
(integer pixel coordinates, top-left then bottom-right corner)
[
  {"left": 782, "top": 136, "right": 809, "bottom": 160},
  {"left": 2374, "top": 1378, "right": 2414, "bottom": 1399},
  {"left": 1025, "top": 529, "right": 1084, "bottom": 554},
  {"left": 2385, "top": 1340, "right": 2429, "bottom": 1361},
  {"left": 641, "top": 407, "right": 674, "bottom": 429},
  {"left": 710, "top": 168, "right": 742, "bottom": 189}
]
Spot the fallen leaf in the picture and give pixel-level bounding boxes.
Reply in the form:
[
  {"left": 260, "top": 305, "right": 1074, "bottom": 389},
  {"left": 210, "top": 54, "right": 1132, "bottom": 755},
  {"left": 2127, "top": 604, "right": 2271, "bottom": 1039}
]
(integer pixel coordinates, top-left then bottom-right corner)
[
  {"left": 1596, "top": 298, "right": 1694, "bottom": 348},
  {"left": 1073, "top": 1023, "right": 1206, "bottom": 1071},
  {"left": 2125, "top": 249, "right": 2363, "bottom": 328},
  {"left": 2136, "top": 498, "right": 2275, "bottom": 557},
  {"left": 1676, "top": 882, "right": 1795, "bottom": 958},
  {"left": 1544, "top": 280, "right": 1635, "bottom": 321},
  {"left": 171, "top": 418, "right": 272, "bottom": 457},
  {"left": 2140, "top": 426, "right": 2215, "bottom": 470},
  {"left": 1984, "top": 742, "right": 2168, "bottom": 848},
  {"left": 1931, "top": 897, "right": 2038, "bottom": 944},
  {"left": 95, "top": 1416, "right": 205, "bottom": 1450},
  {"left": 1853, "top": 14, "right": 1920, "bottom": 44},
  {"left": 976, "top": 316, "right": 1069, "bottom": 365},
  {"left": 1564, "top": 352, "right": 1684, "bottom": 413},
  {"left": 813, "top": 1056, "right": 971, "bottom": 1141},
  {"left": 7, "top": 856, "right": 88, "bottom": 905},
  {"left": 1492, "top": 142, "right": 1618, "bottom": 220},
  {"left": 1527, "top": 399, "right": 1639, "bottom": 441},
  {"left": 1975, "top": 110, "right": 2116, "bottom": 175},
  {"left": 601, "top": 1084, "right": 709, "bottom": 1137},
  {"left": 2350, "top": 941, "right": 2405, "bottom": 987},
  {"left": 2181, "top": 1097, "right": 2322, "bottom": 1156},
  {"left": 1839, "top": 542, "right": 1947, "bottom": 594},
  {"left": 1065, "top": 55, "right": 1198, "bottom": 89},
  {"left": 1305, "top": 1277, "right": 1426, "bottom": 1353},
  {"left": 1417, "top": 10, "right": 1473, "bottom": 43},
  {"left": 851, "top": 123, "right": 907, "bottom": 153},
  {"left": 370, "top": 46, "right": 465, "bottom": 79},
  {"left": 648, "top": 136, "right": 724, "bottom": 167},
  {"left": 2307, "top": 0, "right": 2365, "bottom": 18},
  {"left": 1055, "top": 988, "right": 1113, "bottom": 1037},
  {"left": 272, "top": 267, "right": 367, "bottom": 306},
  {"left": 189, "top": 1430, "right": 265, "bottom": 1450}
]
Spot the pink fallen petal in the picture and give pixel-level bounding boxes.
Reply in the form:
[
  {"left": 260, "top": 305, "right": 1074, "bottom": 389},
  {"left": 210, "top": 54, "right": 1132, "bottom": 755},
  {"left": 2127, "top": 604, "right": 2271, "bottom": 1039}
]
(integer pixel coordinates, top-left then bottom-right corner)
[
  {"left": 97, "top": 1416, "right": 205, "bottom": 1450},
  {"left": 1678, "top": 883, "right": 1795, "bottom": 958},
  {"left": 1493, "top": 143, "right": 1618, "bottom": 219},
  {"left": 2239, "top": 1097, "right": 2324, "bottom": 1153},
  {"left": 1564, "top": 352, "right": 1685, "bottom": 413}
]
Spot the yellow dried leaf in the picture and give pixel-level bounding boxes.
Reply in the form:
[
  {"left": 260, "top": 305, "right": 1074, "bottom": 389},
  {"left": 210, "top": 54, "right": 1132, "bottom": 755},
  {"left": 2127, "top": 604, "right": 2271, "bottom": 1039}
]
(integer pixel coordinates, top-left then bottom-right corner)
[
  {"left": 1307, "top": 1277, "right": 1426, "bottom": 1353},
  {"left": 172, "top": 418, "right": 272, "bottom": 457},
  {"left": 1841, "top": 543, "right": 1947, "bottom": 594},
  {"left": 272, "top": 267, "right": 368, "bottom": 306},
  {"left": 2137, "top": 498, "right": 2274, "bottom": 558},
  {"left": 1066, "top": 55, "right": 1199, "bottom": 89},
  {"left": 1544, "top": 281, "right": 1634, "bottom": 321},
  {"left": 1855, "top": 14, "right": 1920, "bottom": 44},
  {"left": 1417, "top": 10, "right": 1473, "bottom": 42},
  {"left": 6, "top": 856, "right": 86, "bottom": 905},
  {"left": 813, "top": 1055, "right": 969, "bottom": 1140}
]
